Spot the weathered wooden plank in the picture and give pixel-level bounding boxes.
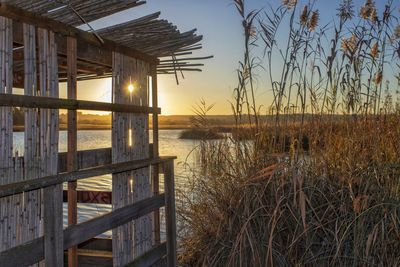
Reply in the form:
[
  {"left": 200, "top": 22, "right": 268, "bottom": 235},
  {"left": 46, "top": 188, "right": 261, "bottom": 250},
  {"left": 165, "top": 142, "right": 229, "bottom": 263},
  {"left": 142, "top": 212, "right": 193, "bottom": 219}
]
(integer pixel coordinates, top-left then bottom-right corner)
[
  {"left": 43, "top": 185, "right": 63, "bottom": 266},
  {"left": 0, "top": 93, "right": 161, "bottom": 114},
  {"left": 59, "top": 147, "right": 112, "bottom": 172},
  {"left": 0, "top": 194, "right": 165, "bottom": 267},
  {"left": 64, "top": 194, "right": 165, "bottom": 250},
  {"left": 78, "top": 238, "right": 112, "bottom": 252},
  {"left": 151, "top": 63, "right": 161, "bottom": 244},
  {"left": 10, "top": 145, "right": 154, "bottom": 174},
  {"left": 164, "top": 160, "right": 177, "bottom": 267},
  {"left": 0, "top": 156, "right": 176, "bottom": 198},
  {"left": 125, "top": 242, "right": 167, "bottom": 267},
  {"left": 67, "top": 35, "right": 78, "bottom": 267},
  {"left": 0, "top": 236, "right": 44, "bottom": 267}
]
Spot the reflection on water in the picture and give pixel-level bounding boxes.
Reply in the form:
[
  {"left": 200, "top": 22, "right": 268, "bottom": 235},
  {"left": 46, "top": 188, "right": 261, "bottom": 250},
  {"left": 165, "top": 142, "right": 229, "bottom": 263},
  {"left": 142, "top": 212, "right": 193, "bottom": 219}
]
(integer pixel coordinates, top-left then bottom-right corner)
[{"left": 13, "top": 129, "right": 199, "bottom": 238}]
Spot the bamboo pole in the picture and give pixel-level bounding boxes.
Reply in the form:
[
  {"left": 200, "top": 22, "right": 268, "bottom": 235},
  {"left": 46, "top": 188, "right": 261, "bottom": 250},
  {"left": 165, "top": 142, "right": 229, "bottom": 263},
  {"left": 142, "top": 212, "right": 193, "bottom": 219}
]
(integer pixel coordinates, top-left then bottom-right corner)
[
  {"left": 22, "top": 23, "right": 42, "bottom": 267},
  {"left": 0, "top": 15, "right": 14, "bottom": 254}
]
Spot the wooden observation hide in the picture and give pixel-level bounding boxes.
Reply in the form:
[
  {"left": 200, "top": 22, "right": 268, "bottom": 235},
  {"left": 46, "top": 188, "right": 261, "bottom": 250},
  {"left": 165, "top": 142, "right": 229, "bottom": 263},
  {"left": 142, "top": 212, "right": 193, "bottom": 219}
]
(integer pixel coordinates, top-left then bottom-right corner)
[{"left": 0, "top": 1, "right": 208, "bottom": 266}]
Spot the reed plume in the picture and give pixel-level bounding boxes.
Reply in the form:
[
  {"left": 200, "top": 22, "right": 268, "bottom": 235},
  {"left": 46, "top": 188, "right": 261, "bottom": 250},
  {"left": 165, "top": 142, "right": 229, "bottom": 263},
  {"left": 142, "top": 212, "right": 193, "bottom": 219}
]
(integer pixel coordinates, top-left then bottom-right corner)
[
  {"left": 370, "top": 42, "right": 379, "bottom": 58},
  {"left": 375, "top": 70, "right": 383, "bottom": 85},
  {"left": 337, "top": 0, "right": 354, "bottom": 21},
  {"left": 300, "top": 5, "right": 308, "bottom": 26},
  {"left": 370, "top": 6, "right": 378, "bottom": 23},
  {"left": 395, "top": 25, "right": 400, "bottom": 39},
  {"left": 360, "top": 0, "right": 375, "bottom": 20},
  {"left": 307, "top": 10, "right": 319, "bottom": 31},
  {"left": 341, "top": 34, "right": 358, "bottom": 53},
  {"left": 282, "top": 0, "right": 297, "bottom": 10}
]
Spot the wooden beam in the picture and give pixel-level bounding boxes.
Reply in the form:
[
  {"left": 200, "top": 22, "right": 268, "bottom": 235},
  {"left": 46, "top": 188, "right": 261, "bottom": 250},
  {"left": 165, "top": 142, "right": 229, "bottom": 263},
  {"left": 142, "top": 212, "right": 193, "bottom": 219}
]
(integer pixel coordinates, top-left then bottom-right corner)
[
  {"left": 151, "top": 64, "right": 161, "bottom": 244},
  {"left": 67, "top": 36, "right": 78, "bottom": 267},
  {"left": 63, "top": 194, "right": 165, "bottom": 250},
  {"left": 0, "top": 236, "right": 44, "bottom": 267},
  {"left": 164, "top": 160, "right": 177, "bottom": 267},
  {"left": 0, "top": 156, "right": 176, "bottom": 198},
  {"left": 125, "top": 243, "right": 167, "bottom": 267},
  {"left": 8, "top": 145, "right": 151, "bottom": 173},
  {"left": 0, "top": 4, "right": 158, "bottom": 64},
  {"left": 0, "top": 93, "right": 161, "bottom": 114},
  {"left": 58, "top": 148, "right": 112, "bottom": 172},
  {"left": 44, "top": 185, "right": 64, "bottom": 266}
]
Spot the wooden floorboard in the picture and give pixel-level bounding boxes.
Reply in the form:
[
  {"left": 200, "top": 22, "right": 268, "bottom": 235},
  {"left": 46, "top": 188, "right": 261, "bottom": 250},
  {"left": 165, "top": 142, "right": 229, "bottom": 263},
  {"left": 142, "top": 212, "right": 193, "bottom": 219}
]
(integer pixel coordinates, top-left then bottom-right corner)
[{"left": 64, "top": 248, "right": 113, "bottom": 267}]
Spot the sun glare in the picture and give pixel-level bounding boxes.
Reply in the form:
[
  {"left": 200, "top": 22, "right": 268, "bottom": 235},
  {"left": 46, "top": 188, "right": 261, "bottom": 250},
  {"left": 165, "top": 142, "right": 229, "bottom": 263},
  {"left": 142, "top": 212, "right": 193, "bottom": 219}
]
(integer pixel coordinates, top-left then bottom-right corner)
[{"left": 128, "top": 84, "right": 134, "bottom": 93}]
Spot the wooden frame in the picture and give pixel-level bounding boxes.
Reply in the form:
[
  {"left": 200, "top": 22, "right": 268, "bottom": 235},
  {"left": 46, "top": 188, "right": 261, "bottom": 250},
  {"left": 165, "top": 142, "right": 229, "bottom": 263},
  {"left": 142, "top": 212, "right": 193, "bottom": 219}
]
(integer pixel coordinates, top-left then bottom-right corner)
[
  {"left": 0, "top": 2, "right": 179, "bottom": 265},
  {"left": 67, "top": 35, "right": 78, "bottom": 267},
  {"left": 0, "top": 94, "right": 161, "bottom": 114}
]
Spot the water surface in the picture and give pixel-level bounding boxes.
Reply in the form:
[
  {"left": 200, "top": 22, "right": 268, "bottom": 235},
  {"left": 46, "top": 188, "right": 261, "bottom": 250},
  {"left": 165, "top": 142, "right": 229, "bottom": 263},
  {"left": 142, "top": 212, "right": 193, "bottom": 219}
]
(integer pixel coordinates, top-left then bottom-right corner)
[{"left": 13, "top": 129, "right": 198, "bottom": 238}]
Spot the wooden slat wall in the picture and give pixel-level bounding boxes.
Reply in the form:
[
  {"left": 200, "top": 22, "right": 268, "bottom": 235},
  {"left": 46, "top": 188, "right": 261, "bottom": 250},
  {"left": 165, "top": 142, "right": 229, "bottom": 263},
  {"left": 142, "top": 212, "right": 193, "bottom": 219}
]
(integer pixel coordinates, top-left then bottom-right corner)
[
  {"left": 112, "top": 52, "right": 152, "bottom": 266},
  {"left": 0, "top": 16, "right": 15, "bottom": 252},
  {"left": 37, "top": 27, "right": 62, "bottom": 266},
  {"left": 0, "top": 22, "right": 63, "bottom": 266}
]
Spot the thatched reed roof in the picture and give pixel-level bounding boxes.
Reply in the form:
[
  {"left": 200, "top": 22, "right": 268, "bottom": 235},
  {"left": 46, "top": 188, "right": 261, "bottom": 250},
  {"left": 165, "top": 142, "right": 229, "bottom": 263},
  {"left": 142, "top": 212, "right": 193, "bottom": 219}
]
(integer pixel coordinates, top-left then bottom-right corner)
[{"left": 1, "top": 0, "right": 211, "bottom": 82}]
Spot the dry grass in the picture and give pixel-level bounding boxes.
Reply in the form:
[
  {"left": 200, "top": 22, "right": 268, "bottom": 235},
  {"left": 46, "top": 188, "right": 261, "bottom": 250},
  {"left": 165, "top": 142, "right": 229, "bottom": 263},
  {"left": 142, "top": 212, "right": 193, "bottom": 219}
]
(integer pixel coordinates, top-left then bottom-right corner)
[
  {"left": 178, "top": 0, "right": 400, "bottom": 265},
  {"left": 179, "top": 117, "right": 400, "bottom": 266}
]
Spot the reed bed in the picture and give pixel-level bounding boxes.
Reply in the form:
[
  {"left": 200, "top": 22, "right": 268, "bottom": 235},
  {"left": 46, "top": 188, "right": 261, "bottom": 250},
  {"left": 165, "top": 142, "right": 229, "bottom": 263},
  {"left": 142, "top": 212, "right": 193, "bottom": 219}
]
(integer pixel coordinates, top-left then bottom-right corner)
[{"left": 179, "top": 0, "right": 400, "bottom": 266}]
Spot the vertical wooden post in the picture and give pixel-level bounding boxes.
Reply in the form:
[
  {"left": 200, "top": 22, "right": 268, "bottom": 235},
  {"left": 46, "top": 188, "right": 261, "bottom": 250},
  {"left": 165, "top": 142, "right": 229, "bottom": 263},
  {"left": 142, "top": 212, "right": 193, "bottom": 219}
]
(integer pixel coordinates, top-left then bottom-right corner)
[
  {"left": 67, "top": 36, "right": 78, "bottom": 267},
  {"left": 164, "top": 160, "right": 177, "bottom": 267},
  {"left": 151, "top": 64, "right": 161, "bottom": 244},
  {"left": 43, "top": 185, "right": 63, "bottom": 266}
]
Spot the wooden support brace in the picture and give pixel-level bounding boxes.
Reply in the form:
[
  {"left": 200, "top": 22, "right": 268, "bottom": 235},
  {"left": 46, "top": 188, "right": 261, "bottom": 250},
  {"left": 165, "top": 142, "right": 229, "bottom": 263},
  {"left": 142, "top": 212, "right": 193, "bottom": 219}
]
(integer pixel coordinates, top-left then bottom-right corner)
[
  {"left": 0, "top": 93, "right": 161, "bottom": 113},
  {"left": 151, "top": 64, "right": 161, "bottom": 245},
  {"left": 0, "top": 156, "right": 176, "bottom": 199},
  {"left": 67, "top": 36, "right": 78, "bottom": 267},
  {"left": 164, "top": 160, "right": 177, "bottom": 267}
]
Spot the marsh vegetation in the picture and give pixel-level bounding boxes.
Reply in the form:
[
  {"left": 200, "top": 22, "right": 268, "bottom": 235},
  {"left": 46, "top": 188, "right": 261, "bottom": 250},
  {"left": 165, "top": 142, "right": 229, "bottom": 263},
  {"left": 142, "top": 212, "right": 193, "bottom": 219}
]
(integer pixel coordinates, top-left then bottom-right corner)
[{"left": 179, "top": 0, "right": 400, "bottom": 266}]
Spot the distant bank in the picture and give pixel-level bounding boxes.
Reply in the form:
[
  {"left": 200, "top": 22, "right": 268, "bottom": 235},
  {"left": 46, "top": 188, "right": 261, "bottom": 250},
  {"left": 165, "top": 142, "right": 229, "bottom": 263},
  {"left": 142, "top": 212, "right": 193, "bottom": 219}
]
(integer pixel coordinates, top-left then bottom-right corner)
[{"left": 12, "top": 113, "right": 241, "bottom": 131}]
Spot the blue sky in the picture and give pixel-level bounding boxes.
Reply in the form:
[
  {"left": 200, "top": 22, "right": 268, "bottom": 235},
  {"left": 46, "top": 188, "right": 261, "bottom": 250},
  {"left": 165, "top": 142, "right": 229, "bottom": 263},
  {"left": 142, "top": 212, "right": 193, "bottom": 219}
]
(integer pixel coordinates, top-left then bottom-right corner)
[{"left": 70, "top": 0, "right": 397, "bottom": 115}]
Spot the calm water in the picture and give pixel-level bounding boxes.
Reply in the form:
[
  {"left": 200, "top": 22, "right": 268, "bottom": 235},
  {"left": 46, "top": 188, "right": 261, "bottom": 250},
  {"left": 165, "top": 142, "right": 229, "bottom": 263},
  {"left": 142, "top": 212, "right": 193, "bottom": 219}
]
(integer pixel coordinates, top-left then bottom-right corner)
[{"left": 13, "top": 129, "right": 199, "bottom": 238}]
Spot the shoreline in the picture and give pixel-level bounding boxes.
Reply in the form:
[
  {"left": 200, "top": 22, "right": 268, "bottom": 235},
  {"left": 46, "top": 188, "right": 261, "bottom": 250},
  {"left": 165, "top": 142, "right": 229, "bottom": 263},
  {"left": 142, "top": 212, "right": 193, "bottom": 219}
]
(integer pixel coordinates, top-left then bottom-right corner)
[{"left": 13, "top": 124, "right": 194, "bottom": 132}]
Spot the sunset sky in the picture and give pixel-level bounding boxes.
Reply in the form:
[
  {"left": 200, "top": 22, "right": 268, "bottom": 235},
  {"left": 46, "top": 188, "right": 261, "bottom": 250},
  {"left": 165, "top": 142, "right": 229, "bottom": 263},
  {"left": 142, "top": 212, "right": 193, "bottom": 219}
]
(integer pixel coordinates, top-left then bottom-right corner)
[{"left": 61, "top": 0, "right": 394, "bottom": 115}]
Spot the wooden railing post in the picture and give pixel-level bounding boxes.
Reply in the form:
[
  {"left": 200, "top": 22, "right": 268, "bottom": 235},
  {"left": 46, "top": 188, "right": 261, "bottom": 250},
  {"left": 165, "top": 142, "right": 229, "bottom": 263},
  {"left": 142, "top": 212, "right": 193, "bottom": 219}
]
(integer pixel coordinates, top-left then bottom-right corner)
[
  {"left": 164, "top": 160, "right": 177, "bottom": 267},
  {"left": 67, "top": 36, "right": 78, "bottom": 267},
  {"left": 151, "top": 63, "right": 161, "bottom": 244}
]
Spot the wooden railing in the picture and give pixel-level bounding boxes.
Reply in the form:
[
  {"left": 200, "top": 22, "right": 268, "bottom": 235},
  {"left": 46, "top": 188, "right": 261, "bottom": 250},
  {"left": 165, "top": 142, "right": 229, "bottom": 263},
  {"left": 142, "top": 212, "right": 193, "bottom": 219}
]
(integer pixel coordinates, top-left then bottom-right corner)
[{"left": 0, "top": 156, "right": 177, "bottom": 267}]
